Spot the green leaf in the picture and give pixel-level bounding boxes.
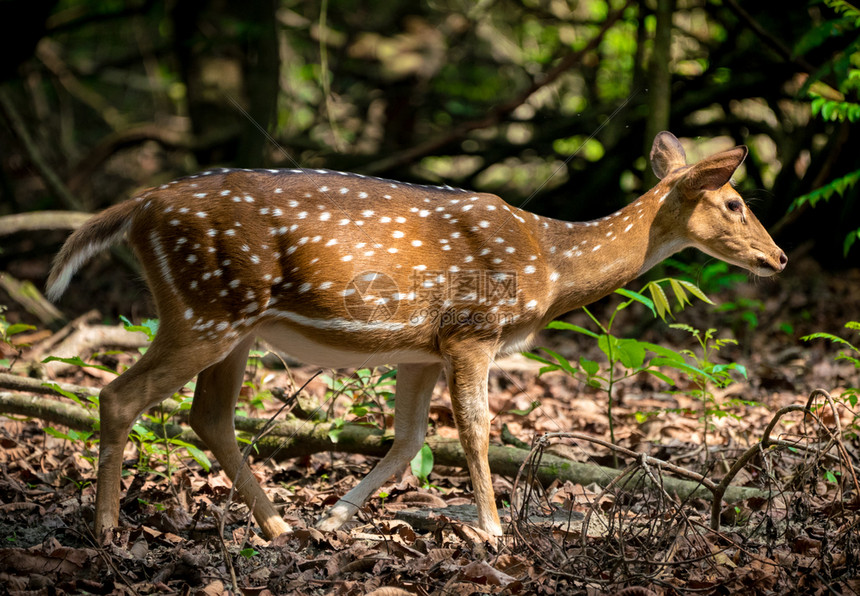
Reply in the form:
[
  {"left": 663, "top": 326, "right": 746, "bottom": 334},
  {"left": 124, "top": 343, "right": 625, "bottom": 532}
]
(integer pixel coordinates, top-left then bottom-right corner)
[
  {"left": 546, "top": 320, "right": 600, "bottom": 338},
  {"left": 41, "top": 382, "right": 88, "bottom": 408},
  {"left": 41, "top": 356, "right": 119, "bottom": 375},
  {"left": 643, "top": 369, "right": 676, "bottom": 386},
  {"left": 131, "top": 423, "right": 156, "bottom": 440},
  {"left": 522, "top": 352, "right": 556, "bottom": 366},
  {"left": 507, "top": 400, "right": 541, "bottom": 416},
  {"left": 648, "top": 282, "right": 671, "bottom": 321},
  {"left": 801, "top": 332, "right": 858, "bottom": 352},
  {"left": 45, "top": 426, "right": 92, "bottom": 442},
  {"left": 638, "top": 341, "right": 686, "bottom": 362},
  {"left": 239, "top": 548, "right": 259, "bottom": 559},
  {"left": 675, "top": 279, "right": 713, "bottom": 305},
  {"left": 379, "top": 368, "right": 398, "bottom": 382},
  {"left": 615, "top": 288, "right": 655, "bottom": 316},
  {"left": 539, "top": 348, "right": 580, "bottom": 376},
  {"left": 6, "top": 323, "right": 36, "bottom": 337},
  {"left": 790, "top": 169, "right": 860, "bottom": 212},
  {"left": 579, "top": 357, "right": 600, "bottom": 376},
  {"left": 410, "top": 443, "right": 434, "bottom": 481},
  {"left": 597, "top": 334, "right": 616, "bottom": 362},
  {"left": 119, "top": 316, "right": 159, "bottom": 341},
  {"left": 328, "top": 418, "right": 345, "bottom": 443},
  {"left": 667, "top": 278, "right": 688, "bottom": 309},
  {"left": 712, "top": 363, "right": 748, "bottom": 379},
  {"left": 615, "top": 338, "right": 647, "bottom": 369},
  {"left": 651, "top": 357, "right": 718, "bottom": 384},
  {"left": 179, "top": 442, "right": 212, "bottom": 471},
  {"left": 844, "top": 228, "right": 860, "bottom": 256}
]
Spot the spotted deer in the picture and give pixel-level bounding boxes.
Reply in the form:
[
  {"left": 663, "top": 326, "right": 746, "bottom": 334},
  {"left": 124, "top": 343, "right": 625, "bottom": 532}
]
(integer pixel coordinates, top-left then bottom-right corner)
[{"left": 47, "top": 132, "right": 786, "bottom": 540}]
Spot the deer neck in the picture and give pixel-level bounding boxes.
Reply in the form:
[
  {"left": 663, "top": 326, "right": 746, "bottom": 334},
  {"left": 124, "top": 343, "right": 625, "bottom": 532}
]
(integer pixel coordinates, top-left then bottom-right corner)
[{"left": 538, "top": 184, "right": 686, "bottom": 320}]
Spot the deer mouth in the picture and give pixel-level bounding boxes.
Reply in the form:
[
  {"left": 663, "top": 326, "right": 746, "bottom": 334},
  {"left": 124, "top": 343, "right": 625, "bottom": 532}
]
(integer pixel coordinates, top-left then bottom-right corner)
[{"left": 754, "top": 250, "right": 788, "bottom": 276}]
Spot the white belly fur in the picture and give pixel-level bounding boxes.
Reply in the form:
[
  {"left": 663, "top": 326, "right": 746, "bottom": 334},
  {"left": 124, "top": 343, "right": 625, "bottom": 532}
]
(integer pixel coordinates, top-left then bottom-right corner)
[{"left": 256, "top": 323, "right": 441, "bottom": 368}]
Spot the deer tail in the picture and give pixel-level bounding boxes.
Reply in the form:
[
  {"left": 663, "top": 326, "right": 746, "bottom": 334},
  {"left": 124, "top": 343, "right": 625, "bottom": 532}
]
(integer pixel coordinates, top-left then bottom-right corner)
[{"left": 46, "top": 199, "right": 141, "bottom": 301}]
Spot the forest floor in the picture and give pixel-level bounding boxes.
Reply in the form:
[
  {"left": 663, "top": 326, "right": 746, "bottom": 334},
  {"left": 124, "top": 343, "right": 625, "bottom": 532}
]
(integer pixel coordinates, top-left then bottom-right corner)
[{"left": 0, "top": 255, "right": 859, "bottom": 595}]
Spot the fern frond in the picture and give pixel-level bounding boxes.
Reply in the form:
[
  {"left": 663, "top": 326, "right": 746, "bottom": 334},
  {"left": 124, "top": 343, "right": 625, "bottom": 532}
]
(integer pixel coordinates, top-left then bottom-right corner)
[
  {"left": 824, "top": 0, "right": 860, "bottom": 23},
  {"left": 789, "top": 169, "right": 860, "bottom": 212},
  {"left": 810, "top": 93, "right": 860, "bottom": 121}
]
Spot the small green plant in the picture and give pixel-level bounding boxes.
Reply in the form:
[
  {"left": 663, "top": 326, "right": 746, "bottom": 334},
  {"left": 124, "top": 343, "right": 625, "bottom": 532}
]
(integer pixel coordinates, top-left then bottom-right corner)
[
  {"left": 323, "top": 367, "right": 397, "bottom": 442},
  {"left": 0, "top": 306, "right": 36, "bottom": 370},
  {"left": 240, "top": 354, "right": 277, "bottom": 416},
  {"left": 43, "top": 316, "right": 214, "bottom": 489},
  {"left": 410, "top": 443, "right": 435, "bottom": 488},
  {"left": 667, "top": 324, "right": 751, "bottom": 446},
  {"left": 44, "top": 427, "right": 94, "bottom": 444},
  {"left": 239, "top": 547, "right": 259, "bottom": 559},
  {"left": 802, "top": 321, "right": 860, "bottom": 438},
  {"left": 525, "top": 278, "right": 749, "bottom": 449},
  {"left": 802, "top": 321, "right": 860, "bottom": 406},
  {"left": 137, "top": 498, "right": 165, "bottom": 511},
  {"left": 118, "top": 315, "right": 159, "bottom": 342},
  {"left": 131, "top": 414, "right": 213, "bottom": 477}
]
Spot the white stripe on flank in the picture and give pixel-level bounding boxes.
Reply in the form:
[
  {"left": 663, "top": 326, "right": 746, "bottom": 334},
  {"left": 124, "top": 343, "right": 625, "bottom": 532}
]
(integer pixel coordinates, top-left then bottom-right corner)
[
  {"left": 150, "top": 231, "right": 180, "bottom": 297},
  {"left": 262, "top": 309, "right": 406, "bottom": 332}
]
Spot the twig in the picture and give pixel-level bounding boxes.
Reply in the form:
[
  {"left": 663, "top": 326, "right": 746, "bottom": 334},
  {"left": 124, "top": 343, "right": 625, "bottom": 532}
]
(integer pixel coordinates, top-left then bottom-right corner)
[
  {"left": 0, "top": 371, "right": 98, "bottom": 400},
  {"left": 0, "top": 211, "right": 91, "bottom": 236},
  {"left": 0, "top": 272, "right": 64, "bottom": 326},
  {"left": 580, "top": 460, "right": 638, "bottom": 548},
  {"left": 805, "top": 389, "right": 860, "bottom": 496},
  {"left": 710, "top": 389, "right": 859, "bottom": 531},
  {"left": 540, "top": 431, "right": 718, "bottom": 491}
]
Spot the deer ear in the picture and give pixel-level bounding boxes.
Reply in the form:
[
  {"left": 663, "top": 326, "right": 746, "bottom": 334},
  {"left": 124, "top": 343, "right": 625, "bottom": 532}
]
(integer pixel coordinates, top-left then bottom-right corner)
[
  {"left": 686, "top": 145, "right": 748, "bottom": 191},
  {"left": 650, "top": 132, "right": 687, "bottom": 179}
]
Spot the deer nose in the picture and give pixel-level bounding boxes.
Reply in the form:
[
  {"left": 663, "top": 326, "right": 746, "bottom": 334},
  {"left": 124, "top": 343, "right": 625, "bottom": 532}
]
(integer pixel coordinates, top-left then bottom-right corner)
[{"left": 777, "top": 250, "right": 788, "bottom": 271}]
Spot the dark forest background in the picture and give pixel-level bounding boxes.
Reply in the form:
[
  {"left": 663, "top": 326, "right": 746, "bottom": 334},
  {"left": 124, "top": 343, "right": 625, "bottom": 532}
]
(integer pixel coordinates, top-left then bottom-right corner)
[{"left": 1, "top": 0, "right": 859, "bottom": 322}]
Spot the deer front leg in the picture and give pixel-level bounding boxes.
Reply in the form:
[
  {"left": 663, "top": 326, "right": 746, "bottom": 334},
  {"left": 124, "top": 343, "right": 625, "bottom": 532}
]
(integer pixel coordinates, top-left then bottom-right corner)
[
  {"left": 444, "top": 344, "right": 502, "bottom": 536},
  {"left": 317, "top": 362, "right": 443, "bottom": 532},
  {"left": 189, "top": 336, "right": 292, "bottom": 539}
]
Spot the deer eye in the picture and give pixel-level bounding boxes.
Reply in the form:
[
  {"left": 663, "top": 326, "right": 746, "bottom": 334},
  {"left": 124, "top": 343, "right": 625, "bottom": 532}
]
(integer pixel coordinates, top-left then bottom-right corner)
[{"left": 727, "top": 199, "right": 743, "bottom": 212}]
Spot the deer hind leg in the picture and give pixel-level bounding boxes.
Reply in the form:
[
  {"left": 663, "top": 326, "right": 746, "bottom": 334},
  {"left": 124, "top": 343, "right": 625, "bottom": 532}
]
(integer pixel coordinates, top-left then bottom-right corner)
[
  {"left": 444, "top": 345, "right": 502, "bottom": 536},
  {"left": 316, "top": 362, "right": 443, "bottom": 532},
  {"left": 189, "top": 336, "right": 291, "bottom": 539},
  {"left": 94, "top": 332, "right": 235, "bottom": 539}
]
